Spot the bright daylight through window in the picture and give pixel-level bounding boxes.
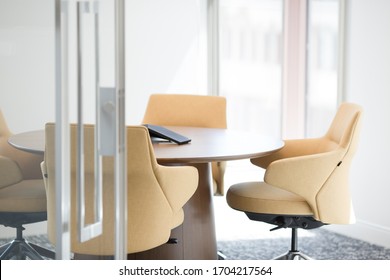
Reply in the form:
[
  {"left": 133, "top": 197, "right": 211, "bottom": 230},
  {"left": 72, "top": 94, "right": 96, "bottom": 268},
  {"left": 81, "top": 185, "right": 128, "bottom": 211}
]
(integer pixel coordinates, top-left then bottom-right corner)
[
  {"left": 218, "top": 0, "right": 341, "bottom": 138},
  {"left": 219, "top": 0, "right": 283, "bottom": 139}
]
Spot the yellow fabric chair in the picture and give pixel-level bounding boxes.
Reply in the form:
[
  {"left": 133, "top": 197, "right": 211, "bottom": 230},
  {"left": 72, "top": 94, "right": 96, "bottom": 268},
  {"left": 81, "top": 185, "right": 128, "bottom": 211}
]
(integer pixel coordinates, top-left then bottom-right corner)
[
  {"left": 142, "top": 93, "right": 227, "bottom": 195},
  {"left": 226, "top": 103, "right": 363, "bottom": 259},
  {"left": 0, "top": 110, "right": 53, "bottom": 259},
  {"left": 41, "top": 123, "right": 198, "bottom": 256}
]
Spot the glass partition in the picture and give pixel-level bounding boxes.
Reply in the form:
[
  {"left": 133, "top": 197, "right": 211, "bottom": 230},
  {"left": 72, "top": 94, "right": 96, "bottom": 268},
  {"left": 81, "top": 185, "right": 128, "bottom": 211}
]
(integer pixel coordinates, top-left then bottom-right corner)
[{"left": 55, "top": 0, "right": 126, "bottom": 260}]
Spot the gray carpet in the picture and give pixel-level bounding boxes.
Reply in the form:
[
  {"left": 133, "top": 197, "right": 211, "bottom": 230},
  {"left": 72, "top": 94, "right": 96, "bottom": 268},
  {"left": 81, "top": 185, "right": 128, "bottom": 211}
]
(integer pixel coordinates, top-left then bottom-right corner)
[
  {"left": 217, "top": 228, "right": 390, "bottom": 260},
  {"left": 1, "top": 228, "right": 390, "bottom": 260}
]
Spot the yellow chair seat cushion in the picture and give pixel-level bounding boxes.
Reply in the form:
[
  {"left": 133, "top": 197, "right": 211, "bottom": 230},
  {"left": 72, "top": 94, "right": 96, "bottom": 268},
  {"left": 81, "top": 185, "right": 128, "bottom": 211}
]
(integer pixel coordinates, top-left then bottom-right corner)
[
  {"left": 227, "top": 182, "right": 313, "bottom": 216},
  {"left": 0, "top": 179, "right": 46, "bottom": 212}
]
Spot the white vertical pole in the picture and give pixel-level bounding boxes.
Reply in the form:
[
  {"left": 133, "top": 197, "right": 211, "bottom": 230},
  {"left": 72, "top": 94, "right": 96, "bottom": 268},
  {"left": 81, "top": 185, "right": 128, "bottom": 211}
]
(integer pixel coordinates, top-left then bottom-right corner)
[
  {"left": 114, "top": 0, "right": 127, "bottom": 260},
  {"left": 55, "top": 0, "right": 71, "bottom": 260}
]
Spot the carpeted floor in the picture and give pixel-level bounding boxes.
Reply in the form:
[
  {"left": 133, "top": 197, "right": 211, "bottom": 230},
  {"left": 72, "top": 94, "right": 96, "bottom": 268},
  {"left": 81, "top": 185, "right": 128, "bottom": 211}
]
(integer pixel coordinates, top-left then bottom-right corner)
[
  {"left": 217, "top": 228, "right": 390, "bottom": 260},
  {"left": 1, "top": 228, "right": 390, "bottom": 260}
]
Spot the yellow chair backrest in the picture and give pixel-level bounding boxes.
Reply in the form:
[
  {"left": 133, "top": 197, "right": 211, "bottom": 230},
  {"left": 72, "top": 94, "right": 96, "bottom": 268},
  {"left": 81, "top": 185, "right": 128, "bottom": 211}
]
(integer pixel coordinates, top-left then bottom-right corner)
[{"left": 43, "top": 123, "right": 197, "bottom": 255}]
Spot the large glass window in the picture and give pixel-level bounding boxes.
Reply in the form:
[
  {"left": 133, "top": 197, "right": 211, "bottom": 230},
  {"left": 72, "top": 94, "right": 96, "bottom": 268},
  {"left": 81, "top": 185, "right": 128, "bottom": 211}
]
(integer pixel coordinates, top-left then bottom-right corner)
[
  {"left": 306, "top": 0, "right": 340, "bottom": 137},
  {"left": 219, "top": 0, "right": 283, "bottom": 138},
  {"left": 218, "top": 0, "right": 341, "bottom": 139}
]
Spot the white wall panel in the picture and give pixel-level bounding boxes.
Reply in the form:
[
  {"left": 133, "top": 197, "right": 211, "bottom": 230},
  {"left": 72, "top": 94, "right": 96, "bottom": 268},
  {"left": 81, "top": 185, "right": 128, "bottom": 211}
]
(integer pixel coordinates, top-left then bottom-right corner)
[{"left": 329, "top": 0, "right": 390, "bottom": 248}]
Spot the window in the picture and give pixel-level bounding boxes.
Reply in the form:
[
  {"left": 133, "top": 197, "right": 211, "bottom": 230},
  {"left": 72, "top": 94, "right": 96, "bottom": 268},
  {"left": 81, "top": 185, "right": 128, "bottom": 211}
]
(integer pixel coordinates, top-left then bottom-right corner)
[
  {"left": 214, "top": 0, "right": 343, "bottom": 138},
  {"left": 218, "top": 0, "right": 283, "bottom": 139},
  {"left": 306, "top": 0, "right": 341, "bottom": 137}
]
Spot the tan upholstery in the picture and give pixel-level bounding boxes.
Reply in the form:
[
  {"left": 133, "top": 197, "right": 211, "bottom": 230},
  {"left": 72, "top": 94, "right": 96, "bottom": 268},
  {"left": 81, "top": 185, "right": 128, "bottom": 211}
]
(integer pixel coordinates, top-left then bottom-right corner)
[
  {"left": 0, "top": 109, "right": 51, "bottom": 259},
  {"left": 0, "top": 109, "right": 46, "bottom": 213},
  {"left": 226, "top": 103, "right": 363, "bottom": 259},
  {"left": 227, "top": 182, "right": 313, "bottom": 216},
  {"left": 142, "top": 93, "right": 227, "bottom": 195},
  {"left": 227, "top": 103, "right": 363, "bottom": 224},
  {"left": 0, "top": 179, "right": 47, "bottom": 213},
  {"left": 0, "top": 110, "right": 43, "bottom": 180},
  {"left": 42, "top": 123, "right": 198, "bottom": 256}
]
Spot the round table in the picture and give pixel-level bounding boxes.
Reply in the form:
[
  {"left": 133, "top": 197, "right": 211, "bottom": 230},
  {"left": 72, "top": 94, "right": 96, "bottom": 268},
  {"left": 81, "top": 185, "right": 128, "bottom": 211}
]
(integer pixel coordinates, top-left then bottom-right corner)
[{"left": 8, "top": 126, "right": 284, "bottom": 259}]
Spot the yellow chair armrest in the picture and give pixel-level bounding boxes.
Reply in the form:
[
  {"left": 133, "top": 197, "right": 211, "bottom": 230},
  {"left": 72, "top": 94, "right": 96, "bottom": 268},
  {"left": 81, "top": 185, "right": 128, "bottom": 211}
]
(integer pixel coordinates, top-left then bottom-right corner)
[
  {"left": 251, "top": 137, "right": 338, "bottom": 169},
  {"left": 156, "top": 165, "right": 198, "bottom": 212},
  {"left": 264, "top": 149, "right": 345, "bottom": 215},
  {"left": 0, "top": 155, "right": 23, "bottom": 188}
]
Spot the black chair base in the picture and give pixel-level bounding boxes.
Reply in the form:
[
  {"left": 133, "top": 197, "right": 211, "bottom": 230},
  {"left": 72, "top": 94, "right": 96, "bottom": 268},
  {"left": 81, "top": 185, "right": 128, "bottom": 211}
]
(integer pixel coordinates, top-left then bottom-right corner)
[
  {"left": 0, "top": 225, "right": 54, "bottom": 260},
  {"left": 272, "top": 227, "right": 313, "bottom": 260},
  {"left": 243, "top": 213, "right": 325, "bottom": 260},
  {"left": 0, "top": 239, "right": 55, "bottom": 260}
]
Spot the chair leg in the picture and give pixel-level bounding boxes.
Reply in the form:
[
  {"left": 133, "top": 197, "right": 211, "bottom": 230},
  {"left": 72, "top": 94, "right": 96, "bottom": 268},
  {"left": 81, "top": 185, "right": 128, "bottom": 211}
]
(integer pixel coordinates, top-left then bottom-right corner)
[
  {"left": 218, "top": 251, "right": 227, "bottom": 260},
  {"left": 274, "top": 251, "right": 311, "bottom": 260},
  {"left": 273, "top": 228, "right": 312, "bottom": 260},
  {"left": 0, "top": 240, "right": 45, "bottom": 260},
  {"left": 0, "top": 226, "right": 54, "bottom": 260},
  {"left": 29, "top": 242, "right": 55, "bottom": 259}
]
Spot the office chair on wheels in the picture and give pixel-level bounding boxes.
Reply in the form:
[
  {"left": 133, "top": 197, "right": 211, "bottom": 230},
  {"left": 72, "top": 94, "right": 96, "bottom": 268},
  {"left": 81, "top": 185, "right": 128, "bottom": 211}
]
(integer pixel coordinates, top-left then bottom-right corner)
[
  {"left": 227, "top": 103, "right": 363, "bottom": 260},
  {"left": 0, "top": 212, "right": 53, "bottom": 260},
  {"left": 0, "top": 110, "right": 54, "bottom": 260}
]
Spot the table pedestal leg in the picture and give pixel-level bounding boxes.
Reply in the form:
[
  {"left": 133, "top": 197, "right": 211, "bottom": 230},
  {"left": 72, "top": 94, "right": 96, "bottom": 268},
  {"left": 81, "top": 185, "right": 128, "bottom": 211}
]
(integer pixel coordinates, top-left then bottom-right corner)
[{"left": 182, "top": 162, "right": 218, "bottom": 259}]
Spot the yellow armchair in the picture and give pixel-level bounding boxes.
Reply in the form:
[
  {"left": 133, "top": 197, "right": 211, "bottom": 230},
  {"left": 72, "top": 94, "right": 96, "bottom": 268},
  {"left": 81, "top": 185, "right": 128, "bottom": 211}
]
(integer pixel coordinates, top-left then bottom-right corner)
[
  {"left": 42, "top": 123, "right": 198, "bottom": 256},
  {"left": 227, "top": 103, "right": 363, "bottom": 259}
]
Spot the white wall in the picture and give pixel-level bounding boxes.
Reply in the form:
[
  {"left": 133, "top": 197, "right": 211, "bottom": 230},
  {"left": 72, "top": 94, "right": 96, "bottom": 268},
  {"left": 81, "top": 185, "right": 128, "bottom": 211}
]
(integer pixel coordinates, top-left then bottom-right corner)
[
  {"left": 125, "top": 0, "right": 207, "bottom": 124},
  {"left": 328, "top": 0, "right": 390, "bottom": 248},
  {"left": 0, "top": 0, "right": 55, "bottom": 133},
  {"left": 0, "top": 0, "right": 206, "bottom": 130}
]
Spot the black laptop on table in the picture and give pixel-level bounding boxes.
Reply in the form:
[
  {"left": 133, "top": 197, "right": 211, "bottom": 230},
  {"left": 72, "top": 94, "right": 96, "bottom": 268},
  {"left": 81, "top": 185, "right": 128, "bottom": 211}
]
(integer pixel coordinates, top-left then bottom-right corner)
[{"left": 143, "top": 124, "right": 191, "bottom": 145}]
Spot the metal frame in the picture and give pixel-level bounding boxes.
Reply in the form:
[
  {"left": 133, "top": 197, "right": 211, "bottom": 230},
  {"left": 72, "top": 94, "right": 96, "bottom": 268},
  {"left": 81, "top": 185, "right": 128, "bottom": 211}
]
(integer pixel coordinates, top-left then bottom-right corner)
[
  {"left": 114, "top": 0, "right": 127, "bottom": 260},
  {"left": 55, "top": 0, "right": 71, "bottom": 260},
  {"left": 76, "top": 0, "right": 103, "bottom": 243},
  {"left": 54, "top": 0, "right": 127, "bottom": 260}
]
